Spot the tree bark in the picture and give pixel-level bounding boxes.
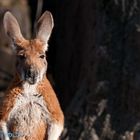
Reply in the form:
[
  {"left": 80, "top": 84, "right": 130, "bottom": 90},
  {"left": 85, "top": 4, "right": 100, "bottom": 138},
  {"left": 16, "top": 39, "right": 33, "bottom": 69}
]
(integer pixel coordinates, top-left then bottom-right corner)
[{"left": 48, "top": 0, "right": 140, "bottom": 139}]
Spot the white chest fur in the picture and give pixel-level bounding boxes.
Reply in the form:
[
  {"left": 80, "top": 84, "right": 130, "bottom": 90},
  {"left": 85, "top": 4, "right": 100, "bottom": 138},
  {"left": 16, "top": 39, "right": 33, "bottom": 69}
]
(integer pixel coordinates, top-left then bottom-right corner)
[
  {"left": 2, "top": 82, "right": 63, "bottom": 140},
  {"left": 7, "top": 82, "right": 50, "bottom": 136}
]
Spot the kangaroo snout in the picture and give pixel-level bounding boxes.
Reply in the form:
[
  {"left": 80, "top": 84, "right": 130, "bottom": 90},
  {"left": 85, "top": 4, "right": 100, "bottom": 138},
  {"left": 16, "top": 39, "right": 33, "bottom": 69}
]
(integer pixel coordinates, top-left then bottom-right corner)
[{"left": 25, "top": 68, "right": 38, "bottom": 84}]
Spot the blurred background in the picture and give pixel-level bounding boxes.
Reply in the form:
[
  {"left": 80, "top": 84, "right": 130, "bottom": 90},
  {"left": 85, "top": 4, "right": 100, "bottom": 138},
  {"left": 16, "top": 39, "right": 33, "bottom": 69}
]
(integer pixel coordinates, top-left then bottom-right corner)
[{"left": 1, "top": 0, "right": 140, "bottom": 140}]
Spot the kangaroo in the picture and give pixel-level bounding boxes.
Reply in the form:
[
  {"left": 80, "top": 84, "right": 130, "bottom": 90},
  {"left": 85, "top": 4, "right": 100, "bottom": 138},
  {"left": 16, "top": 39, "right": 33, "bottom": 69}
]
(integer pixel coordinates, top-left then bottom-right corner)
[{"left": 0, "top": 11, "right": 64, "bottom": 140}]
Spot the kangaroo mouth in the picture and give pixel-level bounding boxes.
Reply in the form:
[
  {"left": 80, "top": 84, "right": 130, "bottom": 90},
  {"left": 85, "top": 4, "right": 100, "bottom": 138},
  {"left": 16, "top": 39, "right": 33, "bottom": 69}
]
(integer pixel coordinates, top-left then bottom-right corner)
[{"left": 26, "top": 77, "right": 37, "bottom": 85}]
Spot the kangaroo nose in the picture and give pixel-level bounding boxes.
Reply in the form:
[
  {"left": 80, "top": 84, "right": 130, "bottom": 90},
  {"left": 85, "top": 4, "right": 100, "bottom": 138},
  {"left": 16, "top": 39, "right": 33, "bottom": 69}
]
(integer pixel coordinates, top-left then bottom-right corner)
[
  {"left": 26, "top": 68, "right": 33, "bottom": 77},
  {"left": 25, "top": 68, "right": 38, "bottom": 84}
]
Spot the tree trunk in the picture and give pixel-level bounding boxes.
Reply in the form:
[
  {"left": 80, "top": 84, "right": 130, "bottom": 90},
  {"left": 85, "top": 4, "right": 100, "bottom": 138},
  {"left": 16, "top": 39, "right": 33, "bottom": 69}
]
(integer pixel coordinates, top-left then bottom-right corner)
[{"left": 47, "top": 0, "right": 140, "bottom": 139}]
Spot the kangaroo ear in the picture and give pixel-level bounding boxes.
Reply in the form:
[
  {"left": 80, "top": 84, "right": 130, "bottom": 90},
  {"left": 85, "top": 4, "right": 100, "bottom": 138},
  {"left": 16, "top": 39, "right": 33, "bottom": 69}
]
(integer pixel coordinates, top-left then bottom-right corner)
[
  {"left": 36, "top": 11, "right": 54, "bottom": 49},
  {"left": 3, "top": 11, "right": 25, "bottom": 43}
]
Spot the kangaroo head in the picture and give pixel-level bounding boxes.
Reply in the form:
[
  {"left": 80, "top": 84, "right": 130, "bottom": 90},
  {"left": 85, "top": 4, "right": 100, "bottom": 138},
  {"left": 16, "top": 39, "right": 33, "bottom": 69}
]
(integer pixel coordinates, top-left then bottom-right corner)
[{"left": 3, "top": 11, "right": 54, "bottom": 85}]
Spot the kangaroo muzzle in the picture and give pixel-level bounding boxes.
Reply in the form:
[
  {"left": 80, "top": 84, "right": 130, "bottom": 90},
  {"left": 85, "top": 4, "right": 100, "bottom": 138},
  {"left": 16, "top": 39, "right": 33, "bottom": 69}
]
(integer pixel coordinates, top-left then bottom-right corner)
[{"left": 25, "top": 68, "right": 38, "bottom": 85}]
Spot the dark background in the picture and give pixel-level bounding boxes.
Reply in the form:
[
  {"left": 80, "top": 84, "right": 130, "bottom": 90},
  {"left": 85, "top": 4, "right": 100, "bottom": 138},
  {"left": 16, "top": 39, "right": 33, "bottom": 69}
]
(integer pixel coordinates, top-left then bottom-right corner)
[{"left": 1, "top": 0, "right": 140, "bottom": 139}]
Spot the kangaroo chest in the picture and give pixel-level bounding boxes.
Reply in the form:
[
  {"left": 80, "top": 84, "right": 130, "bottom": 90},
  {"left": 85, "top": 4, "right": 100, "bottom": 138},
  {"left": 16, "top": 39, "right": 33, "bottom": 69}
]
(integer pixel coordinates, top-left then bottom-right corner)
[{"left": 7, "top": 83, "right": 50, "bottom": 135}]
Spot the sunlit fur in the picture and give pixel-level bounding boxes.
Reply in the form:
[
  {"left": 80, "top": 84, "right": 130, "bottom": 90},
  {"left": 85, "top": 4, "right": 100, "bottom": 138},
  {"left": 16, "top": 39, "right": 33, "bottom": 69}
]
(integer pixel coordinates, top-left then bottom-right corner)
[
  {"left": 0, "top": 11, "right": 64, "bottom": 140},
  {"left": 15, "top": 39, "right": 47, "bottom": 84}
]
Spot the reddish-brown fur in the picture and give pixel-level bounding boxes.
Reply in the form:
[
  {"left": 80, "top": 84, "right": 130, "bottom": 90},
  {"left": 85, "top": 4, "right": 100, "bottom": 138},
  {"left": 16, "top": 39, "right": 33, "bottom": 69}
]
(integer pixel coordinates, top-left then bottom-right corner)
[
  {"left": 0, "top": 43, "right": 64, "bottom": 122},
  {"left": 0, "top": 74, "right": 64, "bottom": 139},
  {"left": 0, "top": 11, "right": 64, "bottom": 140}
]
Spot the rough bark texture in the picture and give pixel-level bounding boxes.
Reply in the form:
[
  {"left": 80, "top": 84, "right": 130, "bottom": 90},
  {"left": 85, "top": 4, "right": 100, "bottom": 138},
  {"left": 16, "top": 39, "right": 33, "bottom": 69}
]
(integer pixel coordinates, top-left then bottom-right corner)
[{"left": 47, "top": 0, "right": 140, "bottom": 139}]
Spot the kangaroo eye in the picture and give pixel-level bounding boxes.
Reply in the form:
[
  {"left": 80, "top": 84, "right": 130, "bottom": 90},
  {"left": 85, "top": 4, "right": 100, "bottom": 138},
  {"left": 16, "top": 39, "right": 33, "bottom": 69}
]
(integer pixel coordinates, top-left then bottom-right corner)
[
  {"left": 18, "top": 54, "right": 25, "bottom": 60},
  {"left": 40, "top": 54, "right": 45, "bottom": 59}
]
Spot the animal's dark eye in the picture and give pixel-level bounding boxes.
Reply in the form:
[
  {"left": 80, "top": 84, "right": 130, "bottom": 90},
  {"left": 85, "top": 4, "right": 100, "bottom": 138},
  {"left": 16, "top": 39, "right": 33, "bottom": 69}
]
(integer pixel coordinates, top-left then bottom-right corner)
[
  {"left": 40, "top": 54, "right": 45, "bottom": 59},
  {"left": 18, "top": 54, "right": 25, "bottom": 60},
  {"left": 17, "top": 50, "right": 25, "bottom": 60}
]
